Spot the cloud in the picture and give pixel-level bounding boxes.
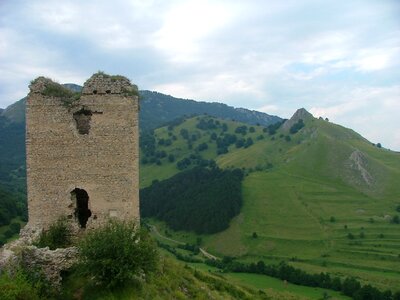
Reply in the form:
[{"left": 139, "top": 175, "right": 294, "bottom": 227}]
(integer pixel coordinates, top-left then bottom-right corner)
[
  {"left": 310, "top": 85, "right": 400, "bottom": 149},
  {"left": 152, "top": 0, "right": 239, "bottom": 63},
  {"left": 0, "top": 0, "right": 399, "bottom": 149}
]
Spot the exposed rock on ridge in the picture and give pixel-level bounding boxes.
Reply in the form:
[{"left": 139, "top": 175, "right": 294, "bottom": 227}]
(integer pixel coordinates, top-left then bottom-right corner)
[{"left": 282, "top": 108, "right": 313, "bottom": 131}]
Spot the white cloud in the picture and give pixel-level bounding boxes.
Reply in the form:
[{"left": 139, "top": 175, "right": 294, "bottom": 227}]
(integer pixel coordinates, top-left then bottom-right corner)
[
  {"left": 152, "top": 0, "right": 239, "bottom": 63},
  {"left": 310, "top": 85, "right": 400, "bottom": 149},
  {"left": 0, "top": 0, "right": 399, "bottom": 150}
]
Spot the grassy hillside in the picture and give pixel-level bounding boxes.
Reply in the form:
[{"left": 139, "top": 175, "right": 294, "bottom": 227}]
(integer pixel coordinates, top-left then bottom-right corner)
[
  {"left": 140, "top": 112, "right": 400, "bottom": 291},
  {"left": 62, "top": 254, "right": 325, "bottom": 300}
]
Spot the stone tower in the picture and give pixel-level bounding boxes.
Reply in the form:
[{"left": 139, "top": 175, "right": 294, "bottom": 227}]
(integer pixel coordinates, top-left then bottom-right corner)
[{"left": 26, "top": 73, "right": 139, "bottom": 230}]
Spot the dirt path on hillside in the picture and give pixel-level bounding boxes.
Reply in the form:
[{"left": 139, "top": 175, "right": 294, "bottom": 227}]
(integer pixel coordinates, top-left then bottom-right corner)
[{"left": 149, "top": 225, "right": 219, "bottom": 260}]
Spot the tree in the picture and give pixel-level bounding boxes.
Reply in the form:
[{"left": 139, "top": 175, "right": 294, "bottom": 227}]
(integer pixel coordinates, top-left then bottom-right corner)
[
  {"left": 244, "top": 137, "right": 253, "bottom": 148},
  {"left": 377, "top": 143, "right": 382, "bottom": 148},
  {"left": 196, "top": 142, "right": 208, "bottom": 152},
  {"left": 392, "top": 215, "right": 400, "bottom": 224},
  {"left": 168, "top": 154, "right": 175, "bottom": 163},
  {"left": 78, "top": 220, "right": 158, "bottom": 288},
  {"left": 341, "top": 277, "right": 361, "bottom": 297},
  {"left": 252, "top": 232, "right": 258, "bottom": 238}
]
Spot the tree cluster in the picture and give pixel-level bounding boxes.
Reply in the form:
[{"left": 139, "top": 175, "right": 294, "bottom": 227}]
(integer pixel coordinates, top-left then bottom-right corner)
[
  {"left": 289, "top": 119, "right": 305, "bottom": 134},
  {"left": 157, "top": 241, "right": 202, "bottom": 263},
  {"left": 0, "top": 186, "right": 26, "bottom": 227},
  {"left": 216, "top": 133, "right": 238, "bottom": 154},
  {"left": 235, "top": 125, "right": 248, "bottom": 135},
  {"left": 176, "top": 154, "right": 216, "bottom": 170},
  {"left": 196, "top": 118, "right": 218, "bottom": 130},
  {"left": 140, "top": 167, "right": 244, "bottom": 234},
  {"left": 205, "top": 258, "right": 400, "bottom": 300},
  {"left": 263, "top": 120, "right": 285, "bottom": 135}
]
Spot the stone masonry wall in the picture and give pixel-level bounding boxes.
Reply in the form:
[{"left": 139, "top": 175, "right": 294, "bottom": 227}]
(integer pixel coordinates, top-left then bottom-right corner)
[{"left": 26, "top": 74, "right": 139, "bottom": 230}]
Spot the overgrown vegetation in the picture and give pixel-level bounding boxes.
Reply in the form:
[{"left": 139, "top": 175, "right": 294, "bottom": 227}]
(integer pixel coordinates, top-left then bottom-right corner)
[
  {"left": 30, "top": 78, "right": 82, "bottom": 108},
  {"left": 0, "top": 253, "right": 57, "bottom": 299},
  {"left": 78, "top": 219, "right": 158, "bottom": 288},
  {"left": 35, "top": 217, "right": 73, "bottom": 250},
  {"left": 43, "top": 82, "right": 80, "bottom": 107},
  {"left": 0, "top": 269, "right": 41, "bottom": 300},
  {"left": 140, "top": 166, "right": 244, "bottom": 234}
]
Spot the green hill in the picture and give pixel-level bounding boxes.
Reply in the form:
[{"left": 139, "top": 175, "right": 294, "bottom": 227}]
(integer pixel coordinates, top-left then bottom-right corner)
[
  {"left": 1, "top": 86, "right": 399, "bottom": 294},
  {"left": 139, "top": 111, "right": 400, "bottom": 292}
]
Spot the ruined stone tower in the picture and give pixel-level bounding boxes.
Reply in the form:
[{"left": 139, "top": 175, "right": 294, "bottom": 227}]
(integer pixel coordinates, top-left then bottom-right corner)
[{"left": 26, "top": 73, "right": 139, "bottom": 230}]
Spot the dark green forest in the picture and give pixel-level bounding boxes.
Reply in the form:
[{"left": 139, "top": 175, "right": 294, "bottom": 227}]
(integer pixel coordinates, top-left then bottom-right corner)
[
  {"left": 0, "top": 115, "right": 26, "bottom": 194},
  {"left": 140, "top": 167, "right": 244, "bottom": 234}
]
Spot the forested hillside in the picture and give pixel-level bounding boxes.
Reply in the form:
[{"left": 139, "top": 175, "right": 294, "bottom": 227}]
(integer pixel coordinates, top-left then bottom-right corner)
[
  {"left": 141, "top": 167, "right": 244, "bottom": 234},
  {"left": 139, "top": 90, "right": 281, "bottom": 131}
]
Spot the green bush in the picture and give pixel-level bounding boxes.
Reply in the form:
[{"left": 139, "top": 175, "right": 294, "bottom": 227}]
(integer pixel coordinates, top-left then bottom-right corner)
[
  {"left": 78, "top": 219, "right": 158, "bottom": 288},
  {"left": 35, "top": 217, "right": 72, "bottom": 250},
  {"left": 0, "top": 269, "right": 40, "bottom": 300}
]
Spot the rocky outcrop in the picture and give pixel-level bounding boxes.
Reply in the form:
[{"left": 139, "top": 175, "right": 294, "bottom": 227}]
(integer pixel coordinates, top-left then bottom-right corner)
[
  {"left": 19, "top": 246, "right": 78, "bottom": 286},
  {"left": 347, "top": 150, "right": 373, "bottom": 186},
  {"left": 0, "top": 226, "right": 78, "bottom": 288},
  {"left": 282, "top": 108, "right": 314, "bottom": 131}
]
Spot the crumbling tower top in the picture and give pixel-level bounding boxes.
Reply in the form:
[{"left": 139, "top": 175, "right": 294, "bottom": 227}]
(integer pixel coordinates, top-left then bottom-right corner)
[{"left": 82, "top": 72, "right": 138, "bottom": 96}]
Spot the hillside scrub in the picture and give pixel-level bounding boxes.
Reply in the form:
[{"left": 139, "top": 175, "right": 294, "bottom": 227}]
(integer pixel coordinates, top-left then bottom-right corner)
[
  {"left": 140, "top": 166, "right": 244, "bottom": 234},
  {"left": 0, "top": 269, "right": 41, "bottom": 300},
  {"left": 78, "top": 219, "right": 158, "bottom": 288},
  {"left": 35, "top": 217, "right": 73, "bottom": 250}
]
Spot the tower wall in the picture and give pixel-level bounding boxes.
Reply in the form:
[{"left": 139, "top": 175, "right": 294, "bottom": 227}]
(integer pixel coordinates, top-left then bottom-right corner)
[{"left": 26, "top": 74, "right": 139, "bottom": 230}]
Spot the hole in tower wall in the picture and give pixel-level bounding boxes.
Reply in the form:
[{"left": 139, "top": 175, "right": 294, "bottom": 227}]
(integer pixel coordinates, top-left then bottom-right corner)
[
  {"left": 71, "top": 188, "right": 92, "bottom": 228},
  {"left": 73, "top": 109, "right": 92, "bottom": 135}
]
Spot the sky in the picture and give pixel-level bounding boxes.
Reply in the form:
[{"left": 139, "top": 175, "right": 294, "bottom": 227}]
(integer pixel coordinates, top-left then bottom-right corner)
[{"left": 0, "top": 0, "right": 399, "bottom": 150}]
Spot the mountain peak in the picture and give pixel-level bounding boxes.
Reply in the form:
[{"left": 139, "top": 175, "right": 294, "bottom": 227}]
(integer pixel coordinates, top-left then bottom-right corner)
[
  {"left": 292, "top": 108, "right": 313, "bottom": 120},
  {"left": 282, "top": 108, "right": 313, "bottom": 131}
]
